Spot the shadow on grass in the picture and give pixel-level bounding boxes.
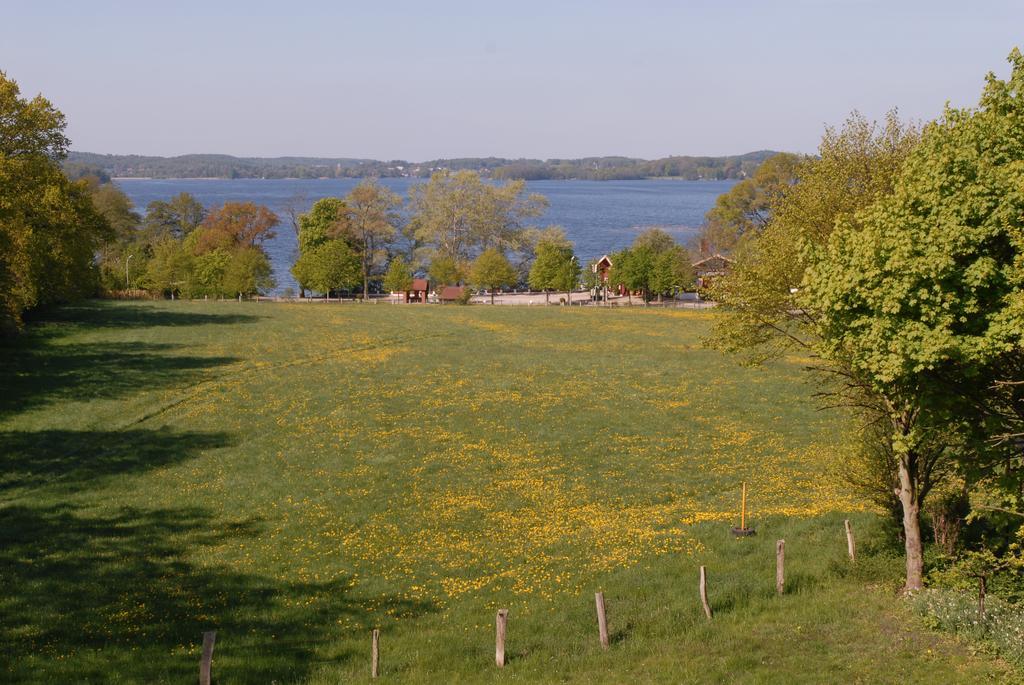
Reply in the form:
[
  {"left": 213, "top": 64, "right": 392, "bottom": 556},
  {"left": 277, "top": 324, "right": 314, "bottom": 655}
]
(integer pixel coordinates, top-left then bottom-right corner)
[
  {"left": 0, "top": 502, "right": 436, "bottom": 683},
  {"left": 0, "top": 306, "right": 244, "bottom": 421},
  {"left": 23, "top": 299, "right": 263, "bottom": 330},
  {"left": 0, "top": 428, "right": 235, "bottom": 494}
]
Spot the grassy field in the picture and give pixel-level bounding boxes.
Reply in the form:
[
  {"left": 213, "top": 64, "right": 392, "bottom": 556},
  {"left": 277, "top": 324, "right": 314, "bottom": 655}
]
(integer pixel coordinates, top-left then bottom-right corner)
[{"left": 0, "top": 300, "right": 1014, "bottom": 683}]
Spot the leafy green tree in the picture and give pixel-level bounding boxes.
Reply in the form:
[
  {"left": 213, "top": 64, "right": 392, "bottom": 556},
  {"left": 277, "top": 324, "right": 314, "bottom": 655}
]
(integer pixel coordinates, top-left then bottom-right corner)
[
  {"left": 470, "top": 248, "right": 518, "bottom": 304},
  {"left": 336, "top": 180, "right": 402, "bottom": 299},
  {"left": 87, "top": 181, "right": 145, "bottom": 291},
  {"left": 192, "top": 249, "right": 232, "bottom": 296},
  {"left": 298, "top": 198, "right": 346, "bottom": 252},
  {"left": 291, "top": 240, "right": 361, "bottom": 297},
  {"left": 223, "top": 247, "right": 275, "bottom": 298},
  {"left": 552, "top": 254, "right": 581, "bottom": 305},
  {"left": 0, "top": 70, "right": 112, "bottom": 332},
  {"left": 382, "top": 256, "right": 414, "bottom": 294},
  {"left": 143, "top": 238, "right": 194, "bottom": 297},
  {"left": 428, "top": 255, "right": 464, "bottom": 289},
  {"left": 649, "top": 246, "right": 694, "bottom": 300},
  {"left": 711, "top": 111, "right": 924, "bottom": 587},
  {"left": 143, "top": 192, "right": 205, "bottom": 240},
  {"left": 529, "top": 236, "right": 578, "bottom": 304},
  {"left": 697, "top": 152, "right": 802, "bottom": 255},
  {"left": 803, "top": 50, "right": 1024, "bottom": 589}
]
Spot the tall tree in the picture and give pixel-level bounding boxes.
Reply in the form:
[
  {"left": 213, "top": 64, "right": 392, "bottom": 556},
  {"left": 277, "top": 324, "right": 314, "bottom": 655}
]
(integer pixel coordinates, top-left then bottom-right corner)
[
  {"left": 804, "top": 50, "right": 1024, "bottom": 588},
  {"left": 0, "top": 70, "right": 111, "bottom": 332},
  {"left": 408, "top": 170, "right": 547, "bottom": 264},
  {"left": 710, "top": 111, "right": 933, "bottom": 590},
  {"left": 336, "top": 180, "right": 402, "bottom": 299}
]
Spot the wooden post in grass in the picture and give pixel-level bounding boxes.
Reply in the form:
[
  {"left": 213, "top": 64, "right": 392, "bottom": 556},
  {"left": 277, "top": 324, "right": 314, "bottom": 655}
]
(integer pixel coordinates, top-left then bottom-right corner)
[
  {"left": 978, "top": 577, "right": 987, "bottom": 620},
  {"left": 199, "top": 631, "right": 216, "bottom": 685},
  {"left": 371, "top": 628, "right": 380, "bottom": 678},
  {"left": 595, "top": 592, "right": 609, "bottom": 649},
  {"left": 776, "top": 540, "right": 785, "bottom": 595},
  {"left": 741, "top": 481, "right": 747, "bottom": 531},
  {"left": 699, "top": 567, "right": 713, "bottom": 620},
  {"left": 495, "top": 609, "right": 508, "bottom": 667},
  {"left": 844, "top": 519, "right": 856, "bottom": 562}
]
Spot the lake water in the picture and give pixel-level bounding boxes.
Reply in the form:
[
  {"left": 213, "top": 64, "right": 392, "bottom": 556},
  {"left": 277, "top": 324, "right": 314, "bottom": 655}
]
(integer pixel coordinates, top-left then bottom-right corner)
[{"left": 115, "top": 178, "right": 735, "bottom": 294}]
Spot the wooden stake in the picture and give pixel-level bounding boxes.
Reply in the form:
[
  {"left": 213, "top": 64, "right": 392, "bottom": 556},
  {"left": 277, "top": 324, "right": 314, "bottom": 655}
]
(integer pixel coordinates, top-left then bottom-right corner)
[
  {"left": 699, "top": 566, "right": 713, "bottom": 620},
  {"left": 595, "top": 591, "right": 609, "bottom": 649},
  {"left": 844, "top": 519, "right": 856, "bottom": 562},
  {"left": 495, "top": 609, "right": 508, "bottom": 667},
  {"left": 979, "top": 577, "right": 987, "bottom": 620},
  {"left": 371, "top": 628, "right": 380, "bottom": 678},
  {"left": 199, "top": 631, "right": 216, "bottom": 685},
  {"left": 776, "top": 539, "right": 785, "bottom": 595},
  {"left": 741, "top": 482, "right": 747, "bottom": 530}
]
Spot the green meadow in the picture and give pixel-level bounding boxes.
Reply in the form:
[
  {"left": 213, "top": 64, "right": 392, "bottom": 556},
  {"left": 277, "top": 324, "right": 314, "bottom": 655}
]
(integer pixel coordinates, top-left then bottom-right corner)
[{"left": 0, "top": 301, "right": 1012, "bottom": 683}]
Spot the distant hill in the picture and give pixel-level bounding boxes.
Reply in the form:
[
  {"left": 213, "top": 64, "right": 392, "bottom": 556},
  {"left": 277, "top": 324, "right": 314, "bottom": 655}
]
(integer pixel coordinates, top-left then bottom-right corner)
[{"left": 66, "top": 150, "right": 780, "bottom": 181}]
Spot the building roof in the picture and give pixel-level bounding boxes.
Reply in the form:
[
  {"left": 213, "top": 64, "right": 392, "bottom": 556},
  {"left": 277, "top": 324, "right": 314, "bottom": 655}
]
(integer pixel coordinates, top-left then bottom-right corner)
[
  {"left": 692, "top": 253, "right": 735, "bottom": 268},
  {"left": 439, "top": 285, "right": 466, "bottom": 300},
  {"left": 411, "top": 278, "right": 428, "bottom": 290},
  {"left": 593, "top": 254, "right": 612, "bottom": 271}
]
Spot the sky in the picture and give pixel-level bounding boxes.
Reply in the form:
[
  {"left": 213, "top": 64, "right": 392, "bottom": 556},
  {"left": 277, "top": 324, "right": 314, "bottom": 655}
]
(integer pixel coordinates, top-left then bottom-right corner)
[{"left": 2, "top": 0, "right": 1022, "bottom": 160}]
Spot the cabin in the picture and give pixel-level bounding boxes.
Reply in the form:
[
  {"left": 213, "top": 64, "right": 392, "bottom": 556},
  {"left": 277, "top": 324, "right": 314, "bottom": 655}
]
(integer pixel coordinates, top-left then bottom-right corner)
[
  {"left": 693, "top": 254, "right": 734, "bottom": 289},
  {"left": 438, "top": 285, "right": 467, "bottom": 303},
  {"left": 593, "top": 255, "right": 612, "bottom": 283},
  {"left": 404, "top": 278, "right": 429, "bottom": 303}
]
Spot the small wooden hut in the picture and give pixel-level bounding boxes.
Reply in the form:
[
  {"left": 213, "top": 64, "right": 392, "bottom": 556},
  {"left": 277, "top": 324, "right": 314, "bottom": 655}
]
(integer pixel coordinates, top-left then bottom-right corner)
[{"left": 404, "top": 278, "right": 429, "bottom": 303}]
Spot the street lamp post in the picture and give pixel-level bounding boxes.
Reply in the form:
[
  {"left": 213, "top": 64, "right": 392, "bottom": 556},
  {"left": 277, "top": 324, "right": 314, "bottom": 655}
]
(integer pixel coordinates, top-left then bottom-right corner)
[{"left": 125, "top": 254, "right": 134, "bottom": 292}]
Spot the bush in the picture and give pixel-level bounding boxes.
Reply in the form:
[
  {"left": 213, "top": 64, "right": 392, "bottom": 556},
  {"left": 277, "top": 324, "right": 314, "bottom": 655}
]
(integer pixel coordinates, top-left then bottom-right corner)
[{"left": 909, "top": 589, "right": 1024, "bottom": 667}]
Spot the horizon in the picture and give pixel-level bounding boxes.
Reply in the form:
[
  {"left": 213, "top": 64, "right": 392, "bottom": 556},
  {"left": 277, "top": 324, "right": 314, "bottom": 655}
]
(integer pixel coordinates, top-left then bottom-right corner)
[
  {"left": 68, "top": 149, "right": 780, "bottom": 162},
  {"left": 4, "top": 1, "right": 1022, "bottom": 160}
]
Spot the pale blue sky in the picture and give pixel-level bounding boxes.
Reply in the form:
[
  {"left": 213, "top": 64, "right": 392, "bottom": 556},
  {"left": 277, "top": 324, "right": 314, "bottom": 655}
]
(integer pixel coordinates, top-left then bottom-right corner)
[{"left": 2, "top": 1, "right": 1021, "bottom": 159}]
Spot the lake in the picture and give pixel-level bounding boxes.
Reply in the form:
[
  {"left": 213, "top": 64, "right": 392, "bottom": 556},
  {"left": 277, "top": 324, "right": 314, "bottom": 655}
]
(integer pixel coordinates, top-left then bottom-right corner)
[{"left": 114, "top": 178, "right": 735, "bottom": 294}]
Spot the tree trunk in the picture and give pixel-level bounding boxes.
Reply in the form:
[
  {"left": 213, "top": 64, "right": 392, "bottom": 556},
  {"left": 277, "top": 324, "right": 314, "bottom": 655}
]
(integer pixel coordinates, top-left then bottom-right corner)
[
  {"left": 897, "top": 455, "right": 924, "bottom": 591},
  {"left": 491, "top": 290, "right": 495, "bottom": 305}
]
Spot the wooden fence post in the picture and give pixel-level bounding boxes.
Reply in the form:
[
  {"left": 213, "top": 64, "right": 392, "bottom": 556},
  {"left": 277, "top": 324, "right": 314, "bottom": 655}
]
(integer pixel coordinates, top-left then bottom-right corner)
[
  {"left": 495, "top": 609, "right": 508, "bottom": 667},
  {"left": 845, "top": 519, "right": 856, "bottom": 562},
  {"left": 699, "top": 566, "right": 713, "bottom": 620},
  {"left": 371, "top": 628, "right": 380, "bottom": 678},
  {"left": 776, "top": 540, "right": 785, "bottom": 595},
  {"left": 199, "top": 630, "right": 216, "bottom": 685},
  {"left": 595, "top": 591, "right": 609, "bottom": 649}
]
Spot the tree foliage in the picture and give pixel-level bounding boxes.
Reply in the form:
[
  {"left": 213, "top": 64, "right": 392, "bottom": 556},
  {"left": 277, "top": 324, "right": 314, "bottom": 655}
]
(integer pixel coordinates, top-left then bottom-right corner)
[
  {"left": 0, "top": 71, "right": 112, "bottom": 332},
  {"left": 336, "top": 180, "right": 402, "bottom": 298},
  {"left": 697, "top": 152, "right": 802, "bottom": 255},
  {"left": 291, "top": 239, "right": 360, "bottom": 297},
  {"left": 470, "top": 248, "right": 518, "bottom": 304},
  {"left": 408, "top": 170, "right": 547, "bottom": 264},
  {"left": 382, "top": 256, "right": 414, "bottom": 294}
]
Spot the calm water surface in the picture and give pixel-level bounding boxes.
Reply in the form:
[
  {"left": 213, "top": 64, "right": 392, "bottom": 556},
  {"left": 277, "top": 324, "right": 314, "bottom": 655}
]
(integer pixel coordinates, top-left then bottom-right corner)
[{"left": 115, "top": 178, "right": 735, "bottom": 293}]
